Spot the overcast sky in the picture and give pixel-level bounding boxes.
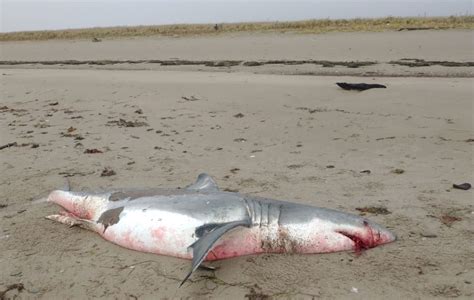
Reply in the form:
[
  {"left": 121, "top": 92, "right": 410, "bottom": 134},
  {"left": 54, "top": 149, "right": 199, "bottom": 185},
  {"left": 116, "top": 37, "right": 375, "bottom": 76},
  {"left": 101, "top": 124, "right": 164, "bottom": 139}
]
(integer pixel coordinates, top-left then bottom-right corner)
[{"left": 1, "top": 0, "right": 472, "bottom": 32}]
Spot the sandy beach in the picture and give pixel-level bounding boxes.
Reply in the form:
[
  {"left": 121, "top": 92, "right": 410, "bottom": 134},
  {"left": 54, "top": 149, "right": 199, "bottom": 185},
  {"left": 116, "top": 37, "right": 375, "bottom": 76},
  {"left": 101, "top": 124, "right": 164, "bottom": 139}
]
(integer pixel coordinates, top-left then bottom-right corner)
[{"left": 0, "top": 30, "right": 473, "bottom": 299}]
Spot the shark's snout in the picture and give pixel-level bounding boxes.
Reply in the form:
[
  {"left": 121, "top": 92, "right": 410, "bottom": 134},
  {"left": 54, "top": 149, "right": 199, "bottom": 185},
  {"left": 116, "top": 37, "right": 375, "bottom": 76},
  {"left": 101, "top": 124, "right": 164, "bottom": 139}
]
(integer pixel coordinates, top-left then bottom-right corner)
[{"left": 367, "top": 220, "right": 397, "bottom": 245}]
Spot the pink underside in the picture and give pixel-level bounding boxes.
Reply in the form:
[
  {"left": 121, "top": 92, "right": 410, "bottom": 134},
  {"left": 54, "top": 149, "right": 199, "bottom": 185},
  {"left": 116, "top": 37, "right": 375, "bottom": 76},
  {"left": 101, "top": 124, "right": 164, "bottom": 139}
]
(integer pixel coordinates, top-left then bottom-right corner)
[
  {"left": 101, "top": 226, "right": 264, "bottom": 260},
  {"left": 206, "top": 230, "right": 352, "bottom": 260},
  {"left": 205, "top": 229, "right": 264, "bottom": 261},
  {"left": 98, "top": 225, "right": 380, "bottom": 261},
  {"left": 84, "top": 223, "right": 394, "bottom": 262}
]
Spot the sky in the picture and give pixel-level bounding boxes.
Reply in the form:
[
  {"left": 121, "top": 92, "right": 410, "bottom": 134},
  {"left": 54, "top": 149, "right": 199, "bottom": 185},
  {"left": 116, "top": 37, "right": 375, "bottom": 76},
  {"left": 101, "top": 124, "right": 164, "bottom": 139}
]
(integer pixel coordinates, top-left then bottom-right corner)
[{"left": 1, "top": 0, "right": 472, "bottom": 32}]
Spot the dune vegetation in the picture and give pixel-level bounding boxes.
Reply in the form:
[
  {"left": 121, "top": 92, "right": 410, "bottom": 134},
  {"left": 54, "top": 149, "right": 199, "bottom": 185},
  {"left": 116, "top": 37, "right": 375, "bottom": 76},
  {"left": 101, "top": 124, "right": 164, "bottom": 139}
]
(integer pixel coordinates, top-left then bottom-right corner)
[{"left": 1, "top": 16, "right": 472, "bottom": 42}]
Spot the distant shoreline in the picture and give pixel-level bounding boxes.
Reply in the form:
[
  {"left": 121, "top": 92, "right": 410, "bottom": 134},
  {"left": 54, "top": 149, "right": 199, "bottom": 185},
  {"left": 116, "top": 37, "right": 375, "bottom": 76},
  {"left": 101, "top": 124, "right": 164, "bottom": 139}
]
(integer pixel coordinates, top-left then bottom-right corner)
[{"left": 1, "top": 16, "right": 473, "bottom": 42}]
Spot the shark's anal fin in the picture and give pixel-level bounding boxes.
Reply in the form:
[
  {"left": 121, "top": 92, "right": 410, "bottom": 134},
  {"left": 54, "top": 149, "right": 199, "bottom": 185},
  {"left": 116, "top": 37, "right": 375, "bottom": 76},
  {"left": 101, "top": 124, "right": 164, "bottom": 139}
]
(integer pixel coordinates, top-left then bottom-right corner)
[
  {"left": 179, "top": 219, "right": 250, "bottom": 287},
  {"left": 185, "top": 173, "right": 219, "bottom": 192}
]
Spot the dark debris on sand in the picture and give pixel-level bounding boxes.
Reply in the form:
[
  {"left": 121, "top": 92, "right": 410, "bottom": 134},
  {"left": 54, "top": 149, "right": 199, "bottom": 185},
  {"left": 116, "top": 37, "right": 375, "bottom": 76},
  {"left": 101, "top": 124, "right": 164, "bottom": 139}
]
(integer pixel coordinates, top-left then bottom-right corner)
[
  {"left": 107, "top": 119, "right": 149, "bottom": 128},
  {"left": 181, "top": 96, "right": 200, "bottom": 101},
  {"left": 336, "top": 82, "right": 387, "bottom": 91},
  {"left": 439, "top": 214, "right": 462, "bottom": 227},
  {"left": 100, "top": 167, "right": 116, "bottom": 177},
  {"left": 0, "top": 283, "right": 24, "bottom": 299},
  {"left": 452, "top": 183, "right": 471, "bottom": 190},
  {"left": 84, "top": 149, "right": 103, "bottom": 154},
  {"left": 0, "top": 142, "right": 17, "bottom": 150},
  {"left": 356, "top": 206, "right": 391, "bottom": 215},
  {"left": 0, "top": 142, "right": 39, "bottom": 150},
  {"left": 245, "top": 285, "right": 270, "bottom": 300}
]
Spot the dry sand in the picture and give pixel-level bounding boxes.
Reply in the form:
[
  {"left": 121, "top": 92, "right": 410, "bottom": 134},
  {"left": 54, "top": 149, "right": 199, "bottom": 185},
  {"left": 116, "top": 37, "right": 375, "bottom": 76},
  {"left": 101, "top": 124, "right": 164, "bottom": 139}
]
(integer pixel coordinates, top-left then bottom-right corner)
[
  {"left": 2, "top": 30, "right": 473, "bottom": 61},
  {"left": 0, "top": 30, "right": 473, "bottom": 299}
]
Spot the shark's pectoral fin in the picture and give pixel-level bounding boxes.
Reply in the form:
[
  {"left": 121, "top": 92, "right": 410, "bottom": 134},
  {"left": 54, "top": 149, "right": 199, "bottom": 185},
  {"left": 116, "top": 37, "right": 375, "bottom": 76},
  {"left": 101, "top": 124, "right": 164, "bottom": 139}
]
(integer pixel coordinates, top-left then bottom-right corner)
[
  {"left": 180, "top": 219, "right": 251, "bottom": 287},
  {"left": 185, "top": 173, "right": 219, "bottom": 192}
]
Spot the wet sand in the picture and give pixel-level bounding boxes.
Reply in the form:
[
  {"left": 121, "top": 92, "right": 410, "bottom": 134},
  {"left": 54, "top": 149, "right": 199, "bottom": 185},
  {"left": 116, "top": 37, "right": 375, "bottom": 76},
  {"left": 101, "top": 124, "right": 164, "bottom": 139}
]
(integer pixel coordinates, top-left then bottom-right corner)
[{"left": 0, "top": 30, "right": 473, "bottom": 299}]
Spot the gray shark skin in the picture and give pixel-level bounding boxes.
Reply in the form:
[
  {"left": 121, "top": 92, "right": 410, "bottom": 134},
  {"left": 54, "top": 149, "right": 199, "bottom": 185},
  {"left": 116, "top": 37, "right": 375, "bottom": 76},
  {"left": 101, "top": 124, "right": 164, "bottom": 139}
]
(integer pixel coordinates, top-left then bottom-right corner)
[{"left": 46, "top": 173, "right": 396, "bottom": 286}]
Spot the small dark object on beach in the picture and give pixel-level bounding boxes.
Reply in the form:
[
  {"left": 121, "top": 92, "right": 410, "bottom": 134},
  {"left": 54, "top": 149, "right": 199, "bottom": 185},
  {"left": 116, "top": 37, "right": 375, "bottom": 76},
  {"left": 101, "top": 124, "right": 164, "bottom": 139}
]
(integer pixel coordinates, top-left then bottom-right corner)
[
  {"left": 0, "top": 283, "right": 24, "bottom": 299},
  {"left": 398, "top": 27, "right": 435, "bottom": 31},
  {"left": 245, "top": 285, "right": 270, "bottom": 300},
  {"left": 440, "top": 215, "right": 462, "bottom": 226},
  {"left": 101, "top": 167, "right": 116, "bottom": 177},
  {"left": 336, "top": 82, "right": 387, "bottom": 91},
  {"left": 356, "top": 206, "right": 391, "bottom": 215},
  {"left": 84, "top": 148, "right": 103, "bottom": 154},
  {"left": 376, "top": 136, "right": 396, "bottom": 141},
  {"left": 181, "top": 96, "right": 200, "bottom": 101},
  {"left": 0, "top": 142, "right": 17, "bottom": 150},
  {"left": 392, "top": 168, "right": 405, "bottom": 174},
  {"left": 360, "top": 170, "right": 371, "bottom": 174},
  {"left": 452, "top": 183, "right": 471, "bottom": 190},
  {"left": 107, "top": 119, "right": 148, "bottom": 128}
]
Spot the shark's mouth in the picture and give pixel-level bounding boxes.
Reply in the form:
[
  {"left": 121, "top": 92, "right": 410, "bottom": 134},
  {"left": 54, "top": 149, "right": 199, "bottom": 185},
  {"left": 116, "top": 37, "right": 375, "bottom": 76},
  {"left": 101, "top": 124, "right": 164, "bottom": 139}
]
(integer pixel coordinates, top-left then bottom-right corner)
[
  {"left": 335, "top": 219, "right": 385, "bottom": 252},
  {"left": 336, "top": 230, "right": 374, "bottom": 252}
]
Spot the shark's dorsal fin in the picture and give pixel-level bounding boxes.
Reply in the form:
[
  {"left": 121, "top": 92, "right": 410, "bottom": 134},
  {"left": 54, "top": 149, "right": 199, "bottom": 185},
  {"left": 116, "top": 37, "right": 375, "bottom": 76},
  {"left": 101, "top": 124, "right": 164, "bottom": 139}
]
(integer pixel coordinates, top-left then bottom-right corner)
[
  {"left": 179, "top": 219, "right": 251, "bottom": 287},
  {"left": 185, "top": 173, "right": 219, "bottom": 192}
]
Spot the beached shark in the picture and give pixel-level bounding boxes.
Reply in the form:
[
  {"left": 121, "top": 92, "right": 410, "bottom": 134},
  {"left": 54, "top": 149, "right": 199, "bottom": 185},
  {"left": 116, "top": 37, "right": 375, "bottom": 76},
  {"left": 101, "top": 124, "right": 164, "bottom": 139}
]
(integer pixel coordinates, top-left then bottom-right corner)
[{"left": 46, "top": 173, "right": 396, "bottom": 286}]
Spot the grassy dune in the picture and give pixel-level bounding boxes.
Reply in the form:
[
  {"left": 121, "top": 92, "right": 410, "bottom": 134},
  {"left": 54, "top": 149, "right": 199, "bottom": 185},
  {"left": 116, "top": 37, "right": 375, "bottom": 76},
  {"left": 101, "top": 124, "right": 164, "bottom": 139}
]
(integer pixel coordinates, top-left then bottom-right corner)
[{"left": 1, "top": 16, "right": 473, "bottom": 42}]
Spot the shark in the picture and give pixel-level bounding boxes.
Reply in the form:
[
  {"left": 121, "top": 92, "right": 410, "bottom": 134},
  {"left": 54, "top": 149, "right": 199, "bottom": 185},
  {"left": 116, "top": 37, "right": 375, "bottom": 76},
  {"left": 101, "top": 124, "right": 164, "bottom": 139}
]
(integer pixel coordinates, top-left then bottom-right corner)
[{"left": 46, "top": 173, "right": 396, "bottom": 286}]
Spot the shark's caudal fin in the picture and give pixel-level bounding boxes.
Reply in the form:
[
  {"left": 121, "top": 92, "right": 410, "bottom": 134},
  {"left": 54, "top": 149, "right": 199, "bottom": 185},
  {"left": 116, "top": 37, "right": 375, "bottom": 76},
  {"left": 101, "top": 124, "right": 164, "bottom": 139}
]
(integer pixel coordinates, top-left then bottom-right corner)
[
  {"left": 185, "top": 173, "right": 219, "bottom": 192},
  {"left": 179, "top": 219, "right": 251, "bottom": 287}
]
